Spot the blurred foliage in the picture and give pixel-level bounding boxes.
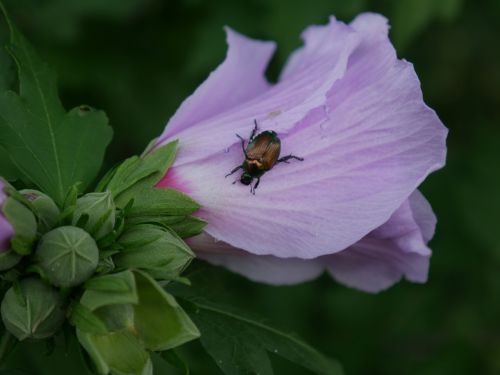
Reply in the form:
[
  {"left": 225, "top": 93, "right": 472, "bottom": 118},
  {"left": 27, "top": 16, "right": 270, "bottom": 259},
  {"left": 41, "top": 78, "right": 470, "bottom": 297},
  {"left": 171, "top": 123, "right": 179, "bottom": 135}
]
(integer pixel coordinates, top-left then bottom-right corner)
[{"left": 1, "top": 0, "right": 500, "bottom": 374}]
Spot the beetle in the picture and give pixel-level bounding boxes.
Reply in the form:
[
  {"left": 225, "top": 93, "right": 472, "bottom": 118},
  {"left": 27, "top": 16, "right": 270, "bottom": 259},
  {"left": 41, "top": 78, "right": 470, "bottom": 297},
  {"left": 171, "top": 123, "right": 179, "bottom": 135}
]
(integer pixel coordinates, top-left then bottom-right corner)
[{"left": 226, "top": 120, "right": 304, "bottom": 194}]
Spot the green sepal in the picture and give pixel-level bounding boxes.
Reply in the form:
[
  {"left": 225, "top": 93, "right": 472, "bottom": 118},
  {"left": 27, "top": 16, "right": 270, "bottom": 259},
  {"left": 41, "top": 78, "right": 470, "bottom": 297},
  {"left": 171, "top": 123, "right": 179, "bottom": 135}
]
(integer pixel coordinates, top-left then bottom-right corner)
[
  {"left": 125, "top": 215, "right": 206, "bottom": 239},
  {"left": 169, "top": 216, "right": 207, "bottom": 239},
  {"left": 2, "top": 197, "right": 37, "bottom": 255},
  {"left": 69, "top": 301, "right": 109, "bottom": 335},
  {"left": 115, "top": 224, "right": 194, "bottom": 281},
  {"left": 0, "top": 249, "right": 22, "bottom": 272},
  {"left": 126, "top": 215, "right": 186, "bottom": 227},
  {"left": 132, "top": 270, "right": 200, "bottom": 351},
  {"left": 57, "top": 184, "right": 80, "bottom": 225},
  {"left": 117, "top": 188, "right": 200, "bottom": 217},
  {"left": 72, "top": 191, "right": 116, "bottom": 240},
  {"left": 76, "top": 329, "right": 153, "bottom": 375},
  {"left": 96, "top": 257, "right": 116, "bottom": 275},
  {"left": 1, "top": 277, "right": 65, "bottom": 340},
  {"left": 20, "top": 189, "right": 60, "bottom": 234},
  {"left": 99, "top": 141, "right": 177, "bottom": 197},
  {"left": 81, "top": 270, "right": 139, "bottom": 311}
]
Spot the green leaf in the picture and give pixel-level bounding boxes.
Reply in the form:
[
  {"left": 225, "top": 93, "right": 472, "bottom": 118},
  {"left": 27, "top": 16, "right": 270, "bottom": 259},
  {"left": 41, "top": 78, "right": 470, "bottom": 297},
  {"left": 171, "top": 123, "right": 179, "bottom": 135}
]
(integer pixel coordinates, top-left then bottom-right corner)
[
  {"left": 81, "top": 270, "right": 138, "bottom": 311},
  {"left": 0, "top": 5, "right": 113, "bottom": 205},
  {"left": 176, "top": 295, "right": 342, "bottom": 375},
  {"left": 0, "top": 145, "right": 18, "bottom": 181},
  {"left": 132, "top": 271, "right": 200, "bottom": 351},
  {"left": 159, "top": 350, "right": 190, "bottom": 375}
]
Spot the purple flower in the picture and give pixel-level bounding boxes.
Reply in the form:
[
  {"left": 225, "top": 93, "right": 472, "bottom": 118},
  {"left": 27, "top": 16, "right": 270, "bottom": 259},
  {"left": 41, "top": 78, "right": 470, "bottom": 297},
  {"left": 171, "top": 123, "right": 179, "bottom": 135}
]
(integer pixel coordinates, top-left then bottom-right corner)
[
  {"left": 155, "top": 13, "right": 447, "bottom": 292},
  {"left": 0, "top": 180, "right": 15, "bottom": 253}
]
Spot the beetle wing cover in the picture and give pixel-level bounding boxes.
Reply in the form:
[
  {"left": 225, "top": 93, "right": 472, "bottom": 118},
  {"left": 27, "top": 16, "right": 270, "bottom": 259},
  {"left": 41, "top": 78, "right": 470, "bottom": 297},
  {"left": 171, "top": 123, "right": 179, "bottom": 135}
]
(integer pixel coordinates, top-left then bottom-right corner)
[{"left": 247, "top": 132, "right": 281, "bottom": 170}]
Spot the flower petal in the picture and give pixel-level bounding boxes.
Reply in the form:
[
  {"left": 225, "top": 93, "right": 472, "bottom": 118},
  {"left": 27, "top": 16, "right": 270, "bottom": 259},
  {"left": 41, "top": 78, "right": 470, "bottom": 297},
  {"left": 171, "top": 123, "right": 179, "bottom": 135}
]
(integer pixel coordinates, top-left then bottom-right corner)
[
  {"left": 324, "top": 190, "right": 435, "bottom": 292},
  {"left": 156, "top": 17, "right": 361, "bottom": 166},
  {"left": 194, "top": 190, "right": 435, "bottom": 292},
  {"left": 190, "top": 233, "right": 324, "bottom": 285},
  {"left": 157, "top": 28, "right": 276, "bottom": 144},
  {"left": 159, "top": 15, "right": 447, "bottom": 259}
]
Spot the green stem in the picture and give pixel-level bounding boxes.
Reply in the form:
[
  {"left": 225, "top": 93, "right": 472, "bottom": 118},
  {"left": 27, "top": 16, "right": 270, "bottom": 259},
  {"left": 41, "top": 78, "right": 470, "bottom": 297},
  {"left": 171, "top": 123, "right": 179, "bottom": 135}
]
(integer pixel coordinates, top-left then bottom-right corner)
[{"left": 0, "top": 330, "right": 15, "bottom": 367}]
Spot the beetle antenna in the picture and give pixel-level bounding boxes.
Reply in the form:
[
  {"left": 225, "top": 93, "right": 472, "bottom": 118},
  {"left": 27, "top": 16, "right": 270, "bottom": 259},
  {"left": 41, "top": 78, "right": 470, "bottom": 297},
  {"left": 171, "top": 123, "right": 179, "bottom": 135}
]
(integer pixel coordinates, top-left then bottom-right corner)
[{"left": 225, "top": 165, "right": 244, "bottom": 178}]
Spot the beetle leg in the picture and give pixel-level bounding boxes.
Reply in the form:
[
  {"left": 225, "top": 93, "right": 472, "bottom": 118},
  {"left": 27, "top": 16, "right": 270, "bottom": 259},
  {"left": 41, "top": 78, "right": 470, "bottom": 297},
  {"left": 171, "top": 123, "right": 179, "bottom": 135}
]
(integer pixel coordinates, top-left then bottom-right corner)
[
  {"left": 277, "top": 154, "right": 304, "bottom": 164},
  {"left": 251, "top": 177, "right": 261, "bottom": 195},
  {"left": 225, "top": 165, "right": 244, "bottom": 178},
  {"left": 250, "top": 119, "right": 259, "bottom": 141},
  {"left": 236, "top": 134, "right": 250, "bottom": 158}
]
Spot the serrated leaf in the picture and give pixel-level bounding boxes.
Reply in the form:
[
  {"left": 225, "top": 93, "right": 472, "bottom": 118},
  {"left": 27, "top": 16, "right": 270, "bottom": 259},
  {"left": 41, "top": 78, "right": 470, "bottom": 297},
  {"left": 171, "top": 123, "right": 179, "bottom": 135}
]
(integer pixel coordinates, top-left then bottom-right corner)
[
  {"left": 176, "top": 295, "right": 342, "bottom": 375},
  {"left": 0, "top": 6, "right": 112, "bottom": 205}
]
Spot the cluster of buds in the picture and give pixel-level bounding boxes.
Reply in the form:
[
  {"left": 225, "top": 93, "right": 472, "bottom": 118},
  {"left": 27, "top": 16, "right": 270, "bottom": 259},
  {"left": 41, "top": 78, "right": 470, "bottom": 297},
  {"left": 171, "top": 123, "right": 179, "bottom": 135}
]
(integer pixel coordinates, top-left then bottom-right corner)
[{"left": 0, "top": 143, "right": 202, "bottom": 375}]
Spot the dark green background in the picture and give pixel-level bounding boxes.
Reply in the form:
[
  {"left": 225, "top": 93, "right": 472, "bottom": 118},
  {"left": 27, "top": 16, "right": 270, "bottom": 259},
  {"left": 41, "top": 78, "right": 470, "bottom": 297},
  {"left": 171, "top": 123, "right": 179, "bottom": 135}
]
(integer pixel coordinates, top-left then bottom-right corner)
[{"left": 2, "top": 0, "right": 500, "bottom": 374}]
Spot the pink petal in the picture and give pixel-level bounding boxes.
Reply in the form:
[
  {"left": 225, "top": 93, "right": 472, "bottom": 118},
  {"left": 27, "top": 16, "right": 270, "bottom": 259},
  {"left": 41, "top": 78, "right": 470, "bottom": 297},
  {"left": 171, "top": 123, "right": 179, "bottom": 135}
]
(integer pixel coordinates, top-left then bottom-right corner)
[
  {"left": 156, "top": 18, "right": 360, "bottom": 167},
  {"left": 190, "top": 233, "right": 323, "bottom": 285},
  {"left": 158, "top": 14, "right": 447, "bottom": 260},
  {"left": 195, "top": 191, "right": 435, "bottom": 292},
  {"left": 157, "top": 28, "right": 276, "bottom": 144},
  {"left": 324, "top": 190, "right": 435, "bottom": 292}
]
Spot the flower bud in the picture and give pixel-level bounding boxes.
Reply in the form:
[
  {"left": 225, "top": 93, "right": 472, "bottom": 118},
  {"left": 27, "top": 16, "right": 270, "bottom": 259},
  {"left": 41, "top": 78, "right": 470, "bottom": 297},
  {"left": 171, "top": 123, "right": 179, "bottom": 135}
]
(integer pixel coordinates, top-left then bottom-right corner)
[
  {"left": 1, "top": 277, "right": 65, "bottom": 340},
  {"left": 115, "top": 224, "right": 194, "bottom": 280},
  {"left": 72, "top": 192, "right": 116, "bottom": 240},
  {"left": 20, "top": 189, "right": 60, "bottom": 234},
  {"left": 1, "top": 181, "right": 37, "bottom": 255},
  {"left": 36, "top": 226, "right": 99, "bottom": 287}
]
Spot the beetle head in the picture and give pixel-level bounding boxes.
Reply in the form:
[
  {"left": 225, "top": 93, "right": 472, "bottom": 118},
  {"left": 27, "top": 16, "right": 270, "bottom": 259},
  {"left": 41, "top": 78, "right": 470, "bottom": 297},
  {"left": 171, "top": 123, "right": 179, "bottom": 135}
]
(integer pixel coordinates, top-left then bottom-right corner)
[{"left": 240, "top": 173, "right": 253, "bottom": 185}]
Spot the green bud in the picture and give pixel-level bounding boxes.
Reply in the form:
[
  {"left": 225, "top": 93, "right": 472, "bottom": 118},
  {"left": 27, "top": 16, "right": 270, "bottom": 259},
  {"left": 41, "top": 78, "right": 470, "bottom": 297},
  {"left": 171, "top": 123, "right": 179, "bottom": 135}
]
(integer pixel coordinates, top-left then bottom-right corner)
[
  {"left": 2, "top": 197, "right": 37, "bottom": 255},
  {"left": 115, "top": 224, "right": 194, "bottom": 281},
  {"left": 20, "top": 189, "right": 60, "bottom": 234},
  {"left": 1, "top": 278, "right": 65, "bottom": 340},
  {"left": 0, "top": 249, "right": 22, "bottom": 272},
  {"left": 94, "top": 303, "right": 135, "bottom": 332},
  {"left": 36, "top": 226, "right": 99, "bottom": 287},
  {"left": 72, "top": 192, "right": 116, "bottom": 240}
]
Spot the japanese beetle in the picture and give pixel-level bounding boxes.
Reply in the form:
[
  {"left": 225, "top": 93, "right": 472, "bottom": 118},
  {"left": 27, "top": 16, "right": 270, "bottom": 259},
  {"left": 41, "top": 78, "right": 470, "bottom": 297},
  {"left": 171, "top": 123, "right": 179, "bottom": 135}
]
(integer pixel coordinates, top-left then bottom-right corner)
[{"left": 226, "top": 120, "right": 304, "bottom": 194}]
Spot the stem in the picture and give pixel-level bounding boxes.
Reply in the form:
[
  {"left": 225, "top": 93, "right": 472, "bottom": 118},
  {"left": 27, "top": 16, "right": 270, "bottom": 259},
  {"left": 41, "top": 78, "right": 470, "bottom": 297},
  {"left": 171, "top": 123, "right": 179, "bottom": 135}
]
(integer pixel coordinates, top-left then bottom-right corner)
[{"left": 0, "top": 330, "right": 15, "bottom": 367}]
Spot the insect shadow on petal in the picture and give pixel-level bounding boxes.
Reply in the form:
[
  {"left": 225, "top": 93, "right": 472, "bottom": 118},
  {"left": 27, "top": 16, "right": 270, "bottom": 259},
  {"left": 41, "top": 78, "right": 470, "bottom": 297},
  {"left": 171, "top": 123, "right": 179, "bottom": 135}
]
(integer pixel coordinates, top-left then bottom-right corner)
[{"left": 225, "top": 120, "right": 304, "bottom": 194}]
